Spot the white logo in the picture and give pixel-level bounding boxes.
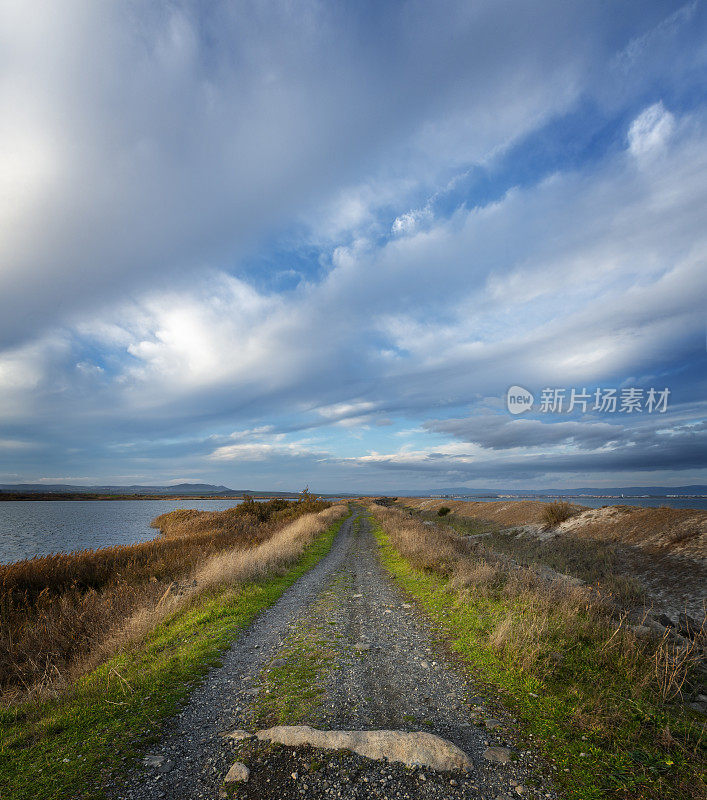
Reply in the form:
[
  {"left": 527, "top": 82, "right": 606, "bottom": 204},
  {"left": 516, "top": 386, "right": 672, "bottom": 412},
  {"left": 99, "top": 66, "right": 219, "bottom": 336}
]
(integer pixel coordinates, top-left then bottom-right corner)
[{"left": 507, "top": 385, "right": 534, "bottom": 414}]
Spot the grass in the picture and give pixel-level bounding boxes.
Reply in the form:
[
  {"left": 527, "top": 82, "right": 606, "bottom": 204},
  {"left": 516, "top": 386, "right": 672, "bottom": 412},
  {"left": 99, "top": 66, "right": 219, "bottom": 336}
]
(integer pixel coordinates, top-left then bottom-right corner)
[
  {"left": 1, "top": 496, "right": 331, "bottom": 700},
  {"left": 251, "top": 570, "right": 350, "bottom": 726},
  {"left": 541, "top": 500, "right": 579, "bottom": 529},
  {"left": 0, "top": 512, "right": 347, "bottom": 800},
  {"left": 370, "top": 508, "right": 706, "bottom": 800},
  {"left": 419, "top": 509, "right": 646, "bottom": 606},
  {"left": 400, "top": 497, "right": 707, "bottom": 559}
]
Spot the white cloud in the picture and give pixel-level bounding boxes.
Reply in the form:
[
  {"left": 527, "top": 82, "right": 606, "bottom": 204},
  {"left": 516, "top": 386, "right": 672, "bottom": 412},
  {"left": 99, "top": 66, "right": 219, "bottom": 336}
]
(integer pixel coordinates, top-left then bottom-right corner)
[
  {"left": 628, "top": 101, "right": 675, "bottom": 157},
  {"left": 391, "top": 208, "right": 432, "bottom": 236},
  {"left": 1, "top": 3, "right": 705, "bottom": 488},
  {"left": 0, "top": 1, "right": 650, "bottom": 347},
  {"left": 2, "top": 114, "right": 705, "bottom": 438}
]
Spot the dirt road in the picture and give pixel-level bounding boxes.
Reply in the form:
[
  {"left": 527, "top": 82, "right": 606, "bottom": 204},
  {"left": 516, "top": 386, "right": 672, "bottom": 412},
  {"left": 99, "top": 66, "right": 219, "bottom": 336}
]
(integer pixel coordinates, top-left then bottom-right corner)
[{"left": 115, "top": 509, "right": 556, "bottom": 799}]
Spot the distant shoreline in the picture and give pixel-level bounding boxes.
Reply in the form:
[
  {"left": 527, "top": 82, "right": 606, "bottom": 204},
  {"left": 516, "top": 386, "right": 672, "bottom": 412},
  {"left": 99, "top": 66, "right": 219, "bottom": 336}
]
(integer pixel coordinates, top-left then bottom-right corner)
[
  {"left": 435, "top": 494, "right": 707, "bottom": 500},
  {"left": 0, "top": 492, "right": 299, "bottom": 502}
]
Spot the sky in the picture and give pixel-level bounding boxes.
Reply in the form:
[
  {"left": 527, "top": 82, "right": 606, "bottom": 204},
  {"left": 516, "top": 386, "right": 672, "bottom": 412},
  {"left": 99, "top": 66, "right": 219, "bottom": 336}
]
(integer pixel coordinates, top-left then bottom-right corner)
[{"left": 0, "top": 0, "right": 706, "bottom": 493}]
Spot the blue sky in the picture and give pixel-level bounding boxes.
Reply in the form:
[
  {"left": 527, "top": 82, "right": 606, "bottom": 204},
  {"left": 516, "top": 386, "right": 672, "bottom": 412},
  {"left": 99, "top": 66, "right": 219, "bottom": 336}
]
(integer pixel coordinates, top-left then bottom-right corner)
[{"left": 0, "top": 0, "right": 705, "bottom": 492}]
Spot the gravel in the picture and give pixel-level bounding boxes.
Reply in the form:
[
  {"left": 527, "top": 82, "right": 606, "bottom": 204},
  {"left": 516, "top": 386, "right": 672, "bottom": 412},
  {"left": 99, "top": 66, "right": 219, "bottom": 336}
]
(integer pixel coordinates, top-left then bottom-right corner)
[{"left": 113, "top": 510, "right": 557, "bottom": 800}]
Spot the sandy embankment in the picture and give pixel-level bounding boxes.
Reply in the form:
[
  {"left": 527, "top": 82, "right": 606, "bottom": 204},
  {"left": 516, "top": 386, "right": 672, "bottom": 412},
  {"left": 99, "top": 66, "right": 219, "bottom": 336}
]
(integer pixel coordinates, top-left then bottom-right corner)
[{"left": 398, "top": 498, "right": 707, "bottom": 559}]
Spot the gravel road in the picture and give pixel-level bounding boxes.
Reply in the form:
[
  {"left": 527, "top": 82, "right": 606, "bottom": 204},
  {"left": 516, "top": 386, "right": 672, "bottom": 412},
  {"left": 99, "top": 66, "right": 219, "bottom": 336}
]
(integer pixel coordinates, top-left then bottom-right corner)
[{"left": 115, "top": 509, "right": 557, "bottom": 800}]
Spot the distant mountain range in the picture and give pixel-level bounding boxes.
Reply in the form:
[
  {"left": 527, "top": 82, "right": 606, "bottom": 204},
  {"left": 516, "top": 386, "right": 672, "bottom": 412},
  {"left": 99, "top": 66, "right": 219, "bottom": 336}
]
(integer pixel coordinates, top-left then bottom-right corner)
[
  {"left": 1, "top": 482, "right": 705, "bottom": 498},
  {"left": 431, "top": 485, "right": 707, "bottom": 497},
  {"left": 0, "top": 483, "right": 265, "bottom": 496}
]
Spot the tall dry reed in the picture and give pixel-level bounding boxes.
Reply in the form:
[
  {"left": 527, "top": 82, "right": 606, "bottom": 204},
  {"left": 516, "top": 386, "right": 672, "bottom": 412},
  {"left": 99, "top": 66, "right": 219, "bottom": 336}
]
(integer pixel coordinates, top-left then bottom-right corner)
[
  {"left": 0, "top": 500, "right": 342, "bottom": 703},
  {"left": 369, "top": 503, "right": 705, "bottom": 706}
]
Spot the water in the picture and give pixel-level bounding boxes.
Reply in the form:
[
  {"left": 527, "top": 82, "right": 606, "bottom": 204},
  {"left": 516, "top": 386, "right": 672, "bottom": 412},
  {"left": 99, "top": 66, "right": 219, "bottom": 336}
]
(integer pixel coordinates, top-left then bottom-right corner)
[
  {"left": 0, "top": 499, "right": 241, "bottom": 564},
  {"left": 453, "top": 496, "right": 707, "bottom": 510}
]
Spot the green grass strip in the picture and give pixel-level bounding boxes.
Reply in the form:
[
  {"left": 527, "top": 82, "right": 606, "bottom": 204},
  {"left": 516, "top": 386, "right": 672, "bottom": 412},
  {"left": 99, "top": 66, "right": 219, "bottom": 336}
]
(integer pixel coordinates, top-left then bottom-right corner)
[
  {"left": 371, "top": 518, "right": 706, "bottom": 800},
  {"left": 0, "top": 515, "right": 347, "bottom": 800}
]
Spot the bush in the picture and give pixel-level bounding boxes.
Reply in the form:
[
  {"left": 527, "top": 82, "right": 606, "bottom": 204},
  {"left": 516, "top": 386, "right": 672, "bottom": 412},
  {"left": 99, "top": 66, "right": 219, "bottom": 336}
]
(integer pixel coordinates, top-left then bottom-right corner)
[
  {"left": 541, "top": 501, "right": 577, "bottom": 529},
  {"left": 234, "top": 491, "right": 331, "bottom": 524},
  {"left": 437, "top": 507, "right": 451, "bottom": 516}
]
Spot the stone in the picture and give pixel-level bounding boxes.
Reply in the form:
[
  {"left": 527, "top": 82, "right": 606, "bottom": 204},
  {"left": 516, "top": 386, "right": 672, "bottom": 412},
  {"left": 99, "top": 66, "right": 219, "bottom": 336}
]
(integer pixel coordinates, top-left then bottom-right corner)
[
  {"left": 143, "top": 754, "right": 165, "bottom": 767},
  {"left": 256, "top": 725, "right": 472, "bottom": 771},
  {"left": 484, "top": 718, "right": 503, "bottom": 730},
  {"left": 223, "top": 761, "right": 250, "bottom": 784},
  {"left": 222, "top": 729, "right": 252, "bottom": 742},
  {"left": 646, "top": 618, "right": 667, "bottom": 635},
  {"left": 354, "top": 642, "right": 371, "bottom": 651},
  {"left": 483, "top": 746, "right": 513, "bottom": 764},
  {"left": 655, "top": 613, "right": 675, "bottom": 629}
]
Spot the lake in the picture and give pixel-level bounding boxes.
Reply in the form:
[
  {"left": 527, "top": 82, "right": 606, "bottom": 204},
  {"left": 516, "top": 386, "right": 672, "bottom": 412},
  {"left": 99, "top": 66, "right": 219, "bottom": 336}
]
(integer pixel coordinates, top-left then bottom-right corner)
[{"left": 0, "top": 499, "right": 241, "bottom": 564}]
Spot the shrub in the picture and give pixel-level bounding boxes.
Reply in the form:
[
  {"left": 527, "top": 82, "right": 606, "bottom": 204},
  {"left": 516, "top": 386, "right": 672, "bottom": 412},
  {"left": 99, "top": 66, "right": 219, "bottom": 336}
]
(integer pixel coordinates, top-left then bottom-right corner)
[
  {"left": 541, "top": 501, "right": 577, "bottom": 529},
  {"left": 437, "top": 506, "right": 451, "bottom": 516}
]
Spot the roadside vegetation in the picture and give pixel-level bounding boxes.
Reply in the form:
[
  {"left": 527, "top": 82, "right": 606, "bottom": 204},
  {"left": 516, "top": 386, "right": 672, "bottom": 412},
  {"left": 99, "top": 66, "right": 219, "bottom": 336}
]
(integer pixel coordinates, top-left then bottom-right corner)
[
  {"left": 0, "top": 505, "right": 348, "bottom": 800},
  {"left": 425, "top": 510, "right": 646, "bottom": 605},
  {"left": 399, "top": 497, "right": 706, "bottom": 558},
  {"left": 370, "top": 504, "right": 706, "bottom": 800},
  {"left": 540, "top": 500, "right": 579, "bottom": 529},
  {"left": 251, "top": 569, "right": 350, "bottom": 727},
  {"left": 0, "top": 493, "right": 331, "bottom": 702}
]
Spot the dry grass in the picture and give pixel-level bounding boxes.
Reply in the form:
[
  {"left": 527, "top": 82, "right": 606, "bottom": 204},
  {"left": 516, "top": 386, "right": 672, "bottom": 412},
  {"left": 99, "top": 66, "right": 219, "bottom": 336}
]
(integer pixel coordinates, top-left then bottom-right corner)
[
  {"left": 0, "top": 499, "right": 342, "bottom": 703},
  {"left": 654, "top": 620, "right": 707, "bottom": 702},
  {"left": 370, "top": 503, "right": 706, "bottom": 706},
  {"left": 399, "top": 497, "right": 707, "bottom": 558},
  {"left": 107, "top": 504, "right": 347, "bottom": 670},
  {"left": 371, "top": 504, "right": 707, "bottom": 799},
  {"left": 541, "top": 500, "right": 578, "bottom": 529}
]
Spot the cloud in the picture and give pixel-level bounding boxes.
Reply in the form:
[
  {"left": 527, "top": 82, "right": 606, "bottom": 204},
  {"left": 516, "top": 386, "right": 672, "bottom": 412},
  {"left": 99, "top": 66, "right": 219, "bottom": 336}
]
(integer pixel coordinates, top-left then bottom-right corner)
[
  {"left": 343, "top": 420, "right": 707, "bottom": 481},
  {"left": 391, "top": 208, "right": 432, "bottom": 237},
  {"left": 628, "top": 101, "right": 675, "bottom": 157},
  {"left": 425, "top": 416, "right": 626, "bottom": 451},
  {"left": 1, "top": 0, "right": 625, "bottom": 348},
  {"left": 0, "top": 2, "right": 706, "bottom": 489}
]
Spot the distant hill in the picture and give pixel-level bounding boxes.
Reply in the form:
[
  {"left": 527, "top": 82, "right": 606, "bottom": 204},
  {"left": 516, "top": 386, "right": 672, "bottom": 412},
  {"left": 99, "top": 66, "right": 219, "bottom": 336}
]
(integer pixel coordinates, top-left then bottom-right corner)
[
  {"left": 434, "top": 485, "right": 707, "bottom": 497},
  {"left": 0, "top": 482, "right": 236, "bottom": 495},
  {"left": 0, "top": 483, "right": 353, "bottom": 499}
]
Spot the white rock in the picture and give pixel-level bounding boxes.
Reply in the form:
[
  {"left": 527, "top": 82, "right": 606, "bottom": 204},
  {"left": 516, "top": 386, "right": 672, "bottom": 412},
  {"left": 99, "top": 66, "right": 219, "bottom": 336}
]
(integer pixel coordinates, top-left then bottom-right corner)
[
  {"left": 483, "top": 746, "right": 513, "bottom": 764},
  {"left": 255, "top": 725, "right": 472, "bottom": 771},
  {"left": 223, "top": 761, "right": 249, "bottom": 784},
  {"left": 222, "top": 729, "right": 252, "bottom": 742}
]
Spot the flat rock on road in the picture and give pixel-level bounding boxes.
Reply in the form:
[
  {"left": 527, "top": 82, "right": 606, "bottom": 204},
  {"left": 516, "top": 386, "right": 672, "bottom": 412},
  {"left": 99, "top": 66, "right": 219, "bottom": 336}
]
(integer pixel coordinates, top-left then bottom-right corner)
[{"left": 115, "top": 509, "right": 556, "bottom": 800}]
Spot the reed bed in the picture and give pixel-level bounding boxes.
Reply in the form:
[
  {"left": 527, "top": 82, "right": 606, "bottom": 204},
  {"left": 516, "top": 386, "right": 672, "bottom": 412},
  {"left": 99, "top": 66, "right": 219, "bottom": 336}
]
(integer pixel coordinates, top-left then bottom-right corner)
[{"left": 0, "top": 497, "right": 334, "bottom": 702}]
